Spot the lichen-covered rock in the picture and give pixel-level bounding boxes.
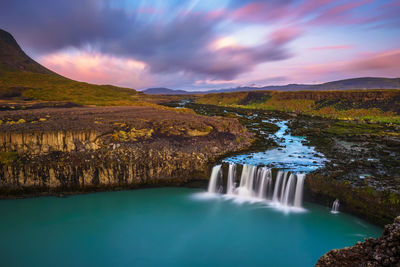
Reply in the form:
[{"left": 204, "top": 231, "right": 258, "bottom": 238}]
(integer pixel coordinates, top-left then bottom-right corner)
[{"left": 316, "top": 217, "right": 400, "bottom": 266}]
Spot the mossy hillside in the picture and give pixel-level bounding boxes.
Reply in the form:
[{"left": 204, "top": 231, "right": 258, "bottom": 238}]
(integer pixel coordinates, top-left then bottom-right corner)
[
  {"left": 197, "top": 90, "right": 400, "bottom": 123},
  {"left": 0, "top": 71, "right": 144, "bottom": 106},
  {"left": 305, "top": 173, "right": 399, "bottom": 226}
]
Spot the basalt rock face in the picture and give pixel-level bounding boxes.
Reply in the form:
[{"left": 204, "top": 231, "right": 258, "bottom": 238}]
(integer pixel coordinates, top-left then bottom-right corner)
[
  {"left": 0, "top": 106, "right": 254, "bottom": 197},
  {"left": 316, "top": 216, "right": 400, "bottom": 266}
]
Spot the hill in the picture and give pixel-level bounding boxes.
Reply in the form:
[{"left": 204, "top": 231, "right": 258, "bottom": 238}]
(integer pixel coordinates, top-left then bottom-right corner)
[
  {"left": 0, "top": 28, "right": 140, "bottom": 106},
  {"left": 142, "top": 77, "right": 400, "bottom": 95},
  {"left": 0, "top": 29, "right": 53, "bottom": 74},
  {"left": 142, "top": 88, "right": 192, "bottom": 95},
  {"left": 218, "top": 77, "right": 400, "bottom": 93},
  {"left": 197, "top": 89, "right": 400, "bottom": 123}
]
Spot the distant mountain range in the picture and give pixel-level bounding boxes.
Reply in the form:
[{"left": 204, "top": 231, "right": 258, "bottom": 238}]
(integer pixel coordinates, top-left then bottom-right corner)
[
  {"left": 142, "top": 88, "right": 193, "bottom": 95},
  {"left": 142, "top": 77, "right": 400, "bottom": 95}
]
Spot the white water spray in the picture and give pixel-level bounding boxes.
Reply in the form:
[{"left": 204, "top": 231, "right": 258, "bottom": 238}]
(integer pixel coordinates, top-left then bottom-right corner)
[
  {"left": 257, "top": 168, "right": 272, "bottom": 199},
  {"left": 206, "top": 163, "right": 306, "bottom": 210},
  {"left": 282, "top": 174, "right": 296, "bottom": 206},
  {"left": 294, "top": 174, "right": 305, "bottom": 207},
  {"left": 207, "top": 165, "right": 222, "bottom": 193},
  {"left": 237, "top": 164, "right": 257, "bottom": 197},
  {"left": 272, "top": 171, "right": 283, "bottom": 202},
  {"left": 279, "top": 172, "right": 289, "bottom": 203},
  {"left": 227, "top": 163, "right": 236, "bottom": 195},
  {"left": 331, "top": 199, "right": 340, "bottom": 213}
]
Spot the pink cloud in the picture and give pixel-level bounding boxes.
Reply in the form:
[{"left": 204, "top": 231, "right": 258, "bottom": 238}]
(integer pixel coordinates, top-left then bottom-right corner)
[
  {"left": 136, "top": 7, "right": 163, "bottom": 14},
  {"left": 299, "top": 49, "right": 400, "bottom": 79},
  {"left": 348, "top": 49, "right": 400, "bottom": 71},
  {"left": 269, "top": 27, "right": 302, "bottom": 45},
  {"left": 309, "top": 45, "right": 353, "bottom": 51},
  {"left": 296, "top": 0, "right": 336, "bottom": 16},
  {"left": 39, "top": 49, "right": 153, "bottom": 89},
  {"left": 228, "top": 0, "right": 388, "bottom": 28},
  {"left": 308, "top": 0, "right": 373, "bottom": 25},
  {"left": 205, "top": 9, "right": 226, "bottom": 21},
  {"left": 231, "top": 2, "right": 290, "bottom": 23}
]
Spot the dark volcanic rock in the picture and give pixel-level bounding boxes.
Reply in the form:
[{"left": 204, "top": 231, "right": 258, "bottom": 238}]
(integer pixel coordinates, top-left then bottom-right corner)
[
  {"left": 0, "top": 106, "right": 254, "bottom": 197},
  {"left": 316, "top": 216, "right": 400, "bottom": 266}
]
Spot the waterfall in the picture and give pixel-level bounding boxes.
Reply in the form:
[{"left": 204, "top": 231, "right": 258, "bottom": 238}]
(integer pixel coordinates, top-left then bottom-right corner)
[
  {"left": 282, "top": 174, "right": 296, "bottom": 206},
  {"left": 237, "top": 164, "right": 257, "bottom": 197},
  {"left": 227, "top": 163, "right": 236, "bottom": 195},
  {"left": 207, "top": 165, "right": 222, "bottom": 193},
  {"left": 266, "top": 172, "right": 273, "bottom": 199},
  {"left": 257, "top": 168, "right": 272, "bottom": 200},
  {"left": 272, "top": 171, "right": 283, "bottom": 202},
  {"left": 279, "top": 172, "right": 289, "bottom": 203},
  {"left": 331, "top": 199, "right": 340, "bottom": 213},
  {"left": 206, "top": 164, "right": 305, "bottom": 210},
  {"left": 294, "top": 174, "right": 305, "bottom": 208},
  {"left": 239, "top": 164, "right": 248, "bottom": 188}
]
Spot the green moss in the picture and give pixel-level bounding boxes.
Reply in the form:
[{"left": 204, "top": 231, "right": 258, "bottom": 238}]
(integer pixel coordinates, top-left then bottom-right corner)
[
  {"left": 0, "top": 152, "right": 18, "bottom": 164},
  {"left": 196, "top": 90, "right": 400, "bottom": 124},
  {"left": 323, "top": 121, "right": 398, "bottom": 136},
  {"left": 0, "top": 71, "right": 143, "bottom": 106},
  {"left": 113, "top": 128, "right": 154, "bottom": 142},
  {"left": 387, "top": 193, "right": 400, "bottom": 205}
]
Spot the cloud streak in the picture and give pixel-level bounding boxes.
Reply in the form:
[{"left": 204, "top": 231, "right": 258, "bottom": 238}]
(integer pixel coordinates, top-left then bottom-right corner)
[{"left": 0, "top": 0, "right": 399, "bottom": 90}]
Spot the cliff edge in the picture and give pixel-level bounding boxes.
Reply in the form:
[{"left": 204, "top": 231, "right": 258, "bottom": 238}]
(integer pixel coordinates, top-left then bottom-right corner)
[{"left": 316, "top": 216, "right": 400, "bottom": 266}]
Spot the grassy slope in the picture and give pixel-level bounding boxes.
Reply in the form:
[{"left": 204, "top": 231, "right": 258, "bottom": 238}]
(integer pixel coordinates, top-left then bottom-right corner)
[
  {"left": 0, "top": 71, "right": 145, "bottom": 106},
  {"left": 197, "top": 90, "right": 400, "bottom": 123}
]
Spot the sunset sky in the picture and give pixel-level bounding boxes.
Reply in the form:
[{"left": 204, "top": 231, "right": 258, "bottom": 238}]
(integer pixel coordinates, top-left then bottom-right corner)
[{"left": 1, "top": 0, "right": 400, "bottom": 91}]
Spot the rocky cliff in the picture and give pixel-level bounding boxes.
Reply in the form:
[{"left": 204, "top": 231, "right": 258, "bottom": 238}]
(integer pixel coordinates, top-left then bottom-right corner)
[
  {"left": 316, "top": 216, "right": 400, "bottom": 266},
  {"left": 0, "top": 106, "right": 254, "bottom": 196}
]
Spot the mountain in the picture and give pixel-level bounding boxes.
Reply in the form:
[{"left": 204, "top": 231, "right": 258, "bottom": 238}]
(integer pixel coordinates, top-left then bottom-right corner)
[
  {"left": 0, "top": 28, "right": 139, "bottom": 106},
  {"left": 251, "top": 77, "right": 400, "bottom": 91},
  {"left": 143, "top": 77, "right": 400, "bottom": 95},
  {"left": 0, "top": 29, "right": 53, "bottom": 74},
  {"left": 141, "top": 88, "right": 193, "bottom": 95}
]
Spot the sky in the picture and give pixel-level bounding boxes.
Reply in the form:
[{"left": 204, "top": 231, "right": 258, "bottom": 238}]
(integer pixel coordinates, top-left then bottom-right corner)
[{"left": 1, "top": 0, "right": 400, "bottom": 91}]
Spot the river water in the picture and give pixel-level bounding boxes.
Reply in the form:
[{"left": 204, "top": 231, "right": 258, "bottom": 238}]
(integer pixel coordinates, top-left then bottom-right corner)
[
  {"left": 0, "top": 103, "right": 383, "bottom": 266},
  {"left": 0, "top": 188, "right": 381, "bottom": 267},
  {"left": 225, "top": 120, "right": 326, "bottom": 172}
]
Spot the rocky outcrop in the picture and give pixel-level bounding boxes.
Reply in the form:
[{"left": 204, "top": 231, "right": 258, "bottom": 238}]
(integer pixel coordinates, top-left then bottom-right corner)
[
  {"left": 316, "top": 216, "right": 400, "bottom": 266},
  {"left": 304, "top": 173, "right": 399, "bottom": 227},
  {"left": 0, "top": 130, "right": 99, "bottom": 154},
  {"left": 0, "top": 106, "right": 254, "bottom": 197}
]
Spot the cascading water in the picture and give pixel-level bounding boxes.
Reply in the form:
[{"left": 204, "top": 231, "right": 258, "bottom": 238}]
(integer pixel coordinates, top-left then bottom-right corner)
[
  {"left": 294, "top": 174, "right": 305, "bottom": 208},
  {"left": 282, "top": 174, "right": 296, "bottom": 206},
  {"left": 257, "top": 168, "right": 272, "bottom": 199},
  {"left": 331, "top": 199, "right": 340, "bottom": 213},
  {"left": 272, "top": 171, "right": 283, "bottom": 202},
  {"left": 206, "top": 163, "right": 306, "bottom": 210},
  {"left": 207, "top": 165, "right": 222, "bottom": 193},
  {"left": 237, "top": 164, "right": 257, "bottom": 197},
  {"left": 279, "top": 172, "right": 289, "bottom": 203},
  {"left": 227, "top": 163, "right": 236, "bottom": 195}
]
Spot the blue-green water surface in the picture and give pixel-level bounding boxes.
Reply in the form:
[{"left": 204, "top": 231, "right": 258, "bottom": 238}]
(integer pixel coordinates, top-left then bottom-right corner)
[{"left": 0, "top": 188, "right": 381, "bottom": 267}]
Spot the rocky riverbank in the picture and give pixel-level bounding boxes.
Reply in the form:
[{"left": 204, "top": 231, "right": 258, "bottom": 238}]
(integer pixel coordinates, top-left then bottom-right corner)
[
  {"left": 0, "top": 105, "right": 254, "bottom": 197},
  {"left": 316, "top": 216, "right": 400, "bottom": 266},
  {"left": 289, "top": 116, "right": 400, "bottom": 226},
  {"left": 167, "top": 102, "right": 400, "bottom": 226}
]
